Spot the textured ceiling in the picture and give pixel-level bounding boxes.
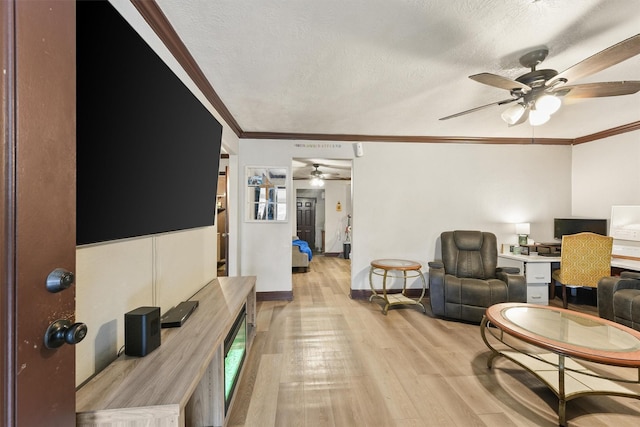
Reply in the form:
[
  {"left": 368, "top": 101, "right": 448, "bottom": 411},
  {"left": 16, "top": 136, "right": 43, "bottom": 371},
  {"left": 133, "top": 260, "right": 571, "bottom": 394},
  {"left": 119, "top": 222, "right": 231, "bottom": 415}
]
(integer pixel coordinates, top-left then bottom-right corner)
[{"left": 155, "top": 0, "right": 640, "bottom": 140}]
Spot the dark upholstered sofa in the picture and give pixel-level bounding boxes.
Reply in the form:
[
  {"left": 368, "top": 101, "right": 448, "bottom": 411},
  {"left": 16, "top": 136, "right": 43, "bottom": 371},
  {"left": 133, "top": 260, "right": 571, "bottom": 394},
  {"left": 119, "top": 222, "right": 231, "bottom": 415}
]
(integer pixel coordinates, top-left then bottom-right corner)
[
  {"left": 598, "top": 271, "right": 640, "bottom": 332},
  {"left": 428, "top": 230, "right": 527, "bottom": 323}
]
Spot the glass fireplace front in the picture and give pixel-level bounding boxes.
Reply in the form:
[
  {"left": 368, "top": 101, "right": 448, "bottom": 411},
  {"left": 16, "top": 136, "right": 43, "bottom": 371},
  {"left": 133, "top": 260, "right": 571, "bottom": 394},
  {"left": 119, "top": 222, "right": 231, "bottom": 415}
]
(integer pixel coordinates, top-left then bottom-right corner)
[{"left": 224, "top": 305, "right": 246, "bottom": 410}]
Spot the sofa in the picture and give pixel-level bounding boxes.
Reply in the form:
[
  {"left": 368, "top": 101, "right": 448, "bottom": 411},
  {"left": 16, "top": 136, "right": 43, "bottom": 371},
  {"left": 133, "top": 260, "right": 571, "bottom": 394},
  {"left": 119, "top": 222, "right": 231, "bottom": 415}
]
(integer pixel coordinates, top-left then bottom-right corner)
[
  {"left": 598, "top": 271, "right": 640, "bottom": 331},
  {"left": 292, "top": 237, "right": 311, "bottom": 271},
  {"left": 428, "top": 230, "right": 527, "bottom": 323}
]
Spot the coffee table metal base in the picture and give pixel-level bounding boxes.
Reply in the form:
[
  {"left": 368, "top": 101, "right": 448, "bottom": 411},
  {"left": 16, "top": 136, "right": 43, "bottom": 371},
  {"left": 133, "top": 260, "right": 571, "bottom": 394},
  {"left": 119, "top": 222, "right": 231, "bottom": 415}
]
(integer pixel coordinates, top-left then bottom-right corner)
[{"left": 481, "top": 316, "right": 640, "bottom": 426}]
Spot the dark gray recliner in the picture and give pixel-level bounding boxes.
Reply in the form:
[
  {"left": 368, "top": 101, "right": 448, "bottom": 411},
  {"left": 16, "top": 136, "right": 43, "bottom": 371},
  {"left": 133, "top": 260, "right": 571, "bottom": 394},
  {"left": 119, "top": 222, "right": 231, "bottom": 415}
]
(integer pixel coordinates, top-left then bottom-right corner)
[
  {"left": 428, "top": 230, "right": 527, "bottom": 323},
  {"left": 598, "top": 271, "right": 640, "bottom": 331}
]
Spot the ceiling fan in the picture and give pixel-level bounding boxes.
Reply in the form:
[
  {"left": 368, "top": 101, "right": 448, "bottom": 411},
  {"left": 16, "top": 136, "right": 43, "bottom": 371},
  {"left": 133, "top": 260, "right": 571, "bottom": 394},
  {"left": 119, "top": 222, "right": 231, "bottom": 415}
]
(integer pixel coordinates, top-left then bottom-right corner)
[
  {"left": 310, "top": 163, "right": 325, "bottom": 187},
  {"left": 440, "top": 33, "right": 640, "bottom": 126}
]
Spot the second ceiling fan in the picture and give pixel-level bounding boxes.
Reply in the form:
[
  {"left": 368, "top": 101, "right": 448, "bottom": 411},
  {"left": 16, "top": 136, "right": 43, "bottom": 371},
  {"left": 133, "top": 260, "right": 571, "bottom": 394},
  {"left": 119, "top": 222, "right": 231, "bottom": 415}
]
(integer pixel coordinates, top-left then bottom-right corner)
[{"left": 440, "top": 33, "right": 640, "bottom": 126}]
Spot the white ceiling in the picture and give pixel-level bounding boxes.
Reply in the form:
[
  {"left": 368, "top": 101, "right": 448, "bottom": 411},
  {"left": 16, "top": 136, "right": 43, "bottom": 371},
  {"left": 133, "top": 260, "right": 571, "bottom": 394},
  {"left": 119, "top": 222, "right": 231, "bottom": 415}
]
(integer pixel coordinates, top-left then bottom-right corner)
[{"left": 155, "top": 0, "right": 640, "bottom": 140}]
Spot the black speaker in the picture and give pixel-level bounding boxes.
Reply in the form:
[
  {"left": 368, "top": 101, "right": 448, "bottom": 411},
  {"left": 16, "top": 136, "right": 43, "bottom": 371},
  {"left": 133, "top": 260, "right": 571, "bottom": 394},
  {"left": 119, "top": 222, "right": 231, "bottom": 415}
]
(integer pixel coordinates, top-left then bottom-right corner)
[{"left": 125, "top": 306, "right": 161, "bottom": 357}]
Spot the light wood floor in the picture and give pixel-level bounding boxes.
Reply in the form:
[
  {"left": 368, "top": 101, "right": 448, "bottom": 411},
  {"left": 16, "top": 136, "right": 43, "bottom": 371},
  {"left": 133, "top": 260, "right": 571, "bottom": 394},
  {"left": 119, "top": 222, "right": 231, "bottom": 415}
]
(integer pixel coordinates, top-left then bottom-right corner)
[{"left": 227, "top": 255, "right": 640, "bottom": 426}]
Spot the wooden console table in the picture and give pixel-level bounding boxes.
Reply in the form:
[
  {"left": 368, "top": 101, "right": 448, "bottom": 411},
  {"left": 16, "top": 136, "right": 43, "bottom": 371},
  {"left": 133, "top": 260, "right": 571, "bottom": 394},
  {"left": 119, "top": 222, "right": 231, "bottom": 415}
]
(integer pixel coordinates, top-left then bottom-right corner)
[{"left": 76, "top": 276, "right": 257, "bottom": 427}]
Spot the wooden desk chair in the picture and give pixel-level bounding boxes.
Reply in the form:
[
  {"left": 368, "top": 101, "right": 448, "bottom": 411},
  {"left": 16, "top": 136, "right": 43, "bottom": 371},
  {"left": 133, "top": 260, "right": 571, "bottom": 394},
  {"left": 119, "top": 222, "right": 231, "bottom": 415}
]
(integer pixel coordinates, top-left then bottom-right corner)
[{"left": 551, "top": 232, "right": 613, "bottom": 308}]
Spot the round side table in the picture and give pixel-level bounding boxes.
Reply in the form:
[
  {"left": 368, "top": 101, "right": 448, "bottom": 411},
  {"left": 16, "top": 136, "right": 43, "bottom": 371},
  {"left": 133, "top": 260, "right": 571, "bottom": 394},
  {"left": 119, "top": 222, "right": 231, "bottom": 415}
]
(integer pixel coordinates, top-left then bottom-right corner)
[{"left": 368, "top": 259, "right": 426, "bottom": 315}]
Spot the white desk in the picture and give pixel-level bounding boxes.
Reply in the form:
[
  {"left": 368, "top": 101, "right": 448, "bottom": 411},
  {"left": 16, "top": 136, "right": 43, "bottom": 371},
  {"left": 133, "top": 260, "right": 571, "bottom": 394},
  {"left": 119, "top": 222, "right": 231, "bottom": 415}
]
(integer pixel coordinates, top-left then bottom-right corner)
[
  {"left": 499, "top": 253, "right": 560, "bottom": 305},
  {"left": 611, "top": 257, "right": 640, "bottom": 272},
  {"left": 498, "top": 253, "right": 640, "bottom": 306}
]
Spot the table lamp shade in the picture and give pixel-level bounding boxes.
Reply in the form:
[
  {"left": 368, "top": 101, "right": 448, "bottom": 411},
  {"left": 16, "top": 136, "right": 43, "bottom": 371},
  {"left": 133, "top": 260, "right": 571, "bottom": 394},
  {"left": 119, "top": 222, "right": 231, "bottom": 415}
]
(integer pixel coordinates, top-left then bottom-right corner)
[{"left": 515, "top": 223, "right": 530, "bottom": 235}]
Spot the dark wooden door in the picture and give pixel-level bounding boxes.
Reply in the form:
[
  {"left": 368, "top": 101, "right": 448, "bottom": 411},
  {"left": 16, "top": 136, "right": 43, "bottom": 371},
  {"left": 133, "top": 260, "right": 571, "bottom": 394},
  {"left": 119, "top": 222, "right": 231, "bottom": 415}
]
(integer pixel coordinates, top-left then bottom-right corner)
[
  {"left": 296, "top": 198, "right": 316, "bottom": 250},
  {"left": 1, "top": 2, "right": 77, "bottom": 426}
]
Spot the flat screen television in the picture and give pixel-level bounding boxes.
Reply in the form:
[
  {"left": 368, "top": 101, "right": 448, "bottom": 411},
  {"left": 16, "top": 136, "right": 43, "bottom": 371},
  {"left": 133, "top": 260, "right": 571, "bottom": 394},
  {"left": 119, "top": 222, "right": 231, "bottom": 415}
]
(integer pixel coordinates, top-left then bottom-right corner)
[
  {"left": 553, "top": 218, "right": 608, "bottom": 240},
  {"left": 76, "top": 0, "right": 222, "bottom": 245}
]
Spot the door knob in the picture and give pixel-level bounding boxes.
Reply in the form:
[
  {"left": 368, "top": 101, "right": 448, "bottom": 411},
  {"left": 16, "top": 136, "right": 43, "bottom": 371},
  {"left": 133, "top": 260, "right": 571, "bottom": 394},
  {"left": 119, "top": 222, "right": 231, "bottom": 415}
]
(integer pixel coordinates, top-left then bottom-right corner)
[
  {"left": 46, "top": 268, "right": 75, "bottom": 293},
  {"left": 44, "top": 319, "right": 87, "bottom": 349}
]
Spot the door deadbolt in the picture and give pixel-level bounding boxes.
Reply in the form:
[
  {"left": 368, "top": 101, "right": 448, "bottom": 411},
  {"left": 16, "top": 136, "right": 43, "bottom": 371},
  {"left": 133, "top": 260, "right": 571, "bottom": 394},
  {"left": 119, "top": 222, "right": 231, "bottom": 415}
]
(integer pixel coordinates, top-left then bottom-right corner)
[
  {"left": 44, "top": 319, "right": 87, "bottom": 349},
  {"left": 46, "top": 268, "right": 75, "bottom": 293}
]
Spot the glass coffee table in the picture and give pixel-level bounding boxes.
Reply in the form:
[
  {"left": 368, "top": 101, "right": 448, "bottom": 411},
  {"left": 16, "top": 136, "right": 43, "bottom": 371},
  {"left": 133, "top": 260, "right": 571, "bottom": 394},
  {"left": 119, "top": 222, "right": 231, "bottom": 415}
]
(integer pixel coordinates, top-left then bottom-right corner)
[
  {"left": 481, "top": 302, "right": 640, "bottom": 426},
  {"left": 368, "top": 259, "right": 426, "bottom": 315}
]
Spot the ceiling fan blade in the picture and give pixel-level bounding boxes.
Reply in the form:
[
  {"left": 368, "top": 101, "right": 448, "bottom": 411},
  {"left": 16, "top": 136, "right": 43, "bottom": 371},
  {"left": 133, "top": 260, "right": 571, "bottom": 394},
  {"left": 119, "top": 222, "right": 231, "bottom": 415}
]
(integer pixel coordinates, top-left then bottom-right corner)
[
  {"left": 469, "top": 73, "right": 531, "bottom": 92},
  {"left": 551, "top": 81, "right": 640, "bottom": 98},
  {"left": 439, "top": 98, "right": 517, "bottom": 121},
  {"left": 547, "top": 33, "right": 640, "bottom": 86}
]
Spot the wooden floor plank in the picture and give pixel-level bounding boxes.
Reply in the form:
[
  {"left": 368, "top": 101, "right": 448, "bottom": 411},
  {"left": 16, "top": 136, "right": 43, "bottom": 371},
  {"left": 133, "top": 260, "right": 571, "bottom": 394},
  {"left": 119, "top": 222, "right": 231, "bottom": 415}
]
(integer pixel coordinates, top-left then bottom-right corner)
[
  {"left": 227, "top": 255, "right": 640, "bottom": 426},
  {"left": 242, "top": 353, "right": 283, "bottom": 426}
]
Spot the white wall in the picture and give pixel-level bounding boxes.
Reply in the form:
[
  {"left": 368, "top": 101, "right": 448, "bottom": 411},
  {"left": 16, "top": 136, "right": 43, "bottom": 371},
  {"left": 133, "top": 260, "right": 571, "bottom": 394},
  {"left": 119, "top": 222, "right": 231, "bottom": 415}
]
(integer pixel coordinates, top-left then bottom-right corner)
[
  {"left": 572, "top": 131, "right": 640, "bottom": 217},
  {"left": 76, "top": 228, "right": 217, "bottom": 385},
  {"left": 350, "top": 142, "right": 573, "bottom": 291}
]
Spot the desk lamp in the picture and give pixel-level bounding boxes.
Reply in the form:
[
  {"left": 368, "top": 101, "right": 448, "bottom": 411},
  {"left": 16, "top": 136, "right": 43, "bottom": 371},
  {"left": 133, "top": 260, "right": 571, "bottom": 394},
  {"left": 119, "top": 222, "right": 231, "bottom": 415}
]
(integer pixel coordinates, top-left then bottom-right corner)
[{"left": 515, "top": 223, "right": 530, "bottom": 246}]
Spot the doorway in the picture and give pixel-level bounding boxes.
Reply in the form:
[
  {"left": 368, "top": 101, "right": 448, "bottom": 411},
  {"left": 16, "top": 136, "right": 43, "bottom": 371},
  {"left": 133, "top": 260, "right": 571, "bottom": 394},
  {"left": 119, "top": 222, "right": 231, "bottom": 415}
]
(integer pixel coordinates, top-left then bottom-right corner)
[{"left": 292, "top": 158, "right": 352, "bottom": 283}]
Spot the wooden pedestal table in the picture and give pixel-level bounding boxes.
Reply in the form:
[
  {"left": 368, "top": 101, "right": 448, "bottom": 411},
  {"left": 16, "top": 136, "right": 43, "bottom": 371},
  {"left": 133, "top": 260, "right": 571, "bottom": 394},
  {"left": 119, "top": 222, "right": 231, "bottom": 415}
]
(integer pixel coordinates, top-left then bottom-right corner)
[
  {"left": 368, "top": 259, "right": 426, "bottom": 314},
  {"left": 481, "top": 302, "right": 640, "bottom": 426}
]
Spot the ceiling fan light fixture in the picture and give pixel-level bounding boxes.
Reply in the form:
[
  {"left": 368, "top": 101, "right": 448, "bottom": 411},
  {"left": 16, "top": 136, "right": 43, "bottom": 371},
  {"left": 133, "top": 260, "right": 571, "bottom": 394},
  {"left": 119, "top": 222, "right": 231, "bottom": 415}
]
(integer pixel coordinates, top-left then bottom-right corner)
[
  {"left": 501, "top": 103, "right": 526, "bottom": 125},
  {"left": 535, "top": 94, "right": 561, "bottom": 115},
  {"left": 528, "top": 109, "right": 550, "bottom": 126},
  {"left": 443, "top": 34, "right": 640, "bottom": 127},
  {"left": 310, "top": 176, "right": 324, "bottom": 187},
  {"left": 310, "top": 163, "right": 325, "bottom": 186}
]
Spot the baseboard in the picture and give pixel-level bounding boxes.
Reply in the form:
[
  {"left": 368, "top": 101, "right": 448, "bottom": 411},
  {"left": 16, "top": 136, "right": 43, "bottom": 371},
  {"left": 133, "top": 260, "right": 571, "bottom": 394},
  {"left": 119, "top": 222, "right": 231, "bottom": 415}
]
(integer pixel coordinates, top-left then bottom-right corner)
[
  {"left": 257, "top": 291, "right": 293, "bottom": 301},
  {"left": 349, "top": 289, "right": 371, "bottom": 300},
  {"left": 323, "top": 252, "right": 341, "bottom": 257}
]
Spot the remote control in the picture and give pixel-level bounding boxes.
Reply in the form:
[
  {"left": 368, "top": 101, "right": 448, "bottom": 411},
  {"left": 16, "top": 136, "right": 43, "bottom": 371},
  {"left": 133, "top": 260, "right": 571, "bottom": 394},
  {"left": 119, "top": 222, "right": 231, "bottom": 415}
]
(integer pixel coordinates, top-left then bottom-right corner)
[{"left": 160, "top": 300, "right": 199, "bottom": 328}]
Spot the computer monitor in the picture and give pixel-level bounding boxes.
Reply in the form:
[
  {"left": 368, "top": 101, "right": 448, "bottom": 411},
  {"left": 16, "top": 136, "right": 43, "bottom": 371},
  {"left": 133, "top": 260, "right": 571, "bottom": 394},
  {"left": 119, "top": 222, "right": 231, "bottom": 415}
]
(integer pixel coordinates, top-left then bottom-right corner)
[{"left": 553, "top": 218, "right": 608, "bottom": 240}]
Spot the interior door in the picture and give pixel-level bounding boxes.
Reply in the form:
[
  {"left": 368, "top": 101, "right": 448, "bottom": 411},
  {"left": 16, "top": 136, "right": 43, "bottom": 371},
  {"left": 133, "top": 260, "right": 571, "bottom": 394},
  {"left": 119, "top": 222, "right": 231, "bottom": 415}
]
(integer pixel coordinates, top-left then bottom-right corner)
[
  {"left": 296, "top": 197, "right": 316, "bottom": 250},
  {"left": 1, "top": 2, "right": 77, "bottom": 425}
]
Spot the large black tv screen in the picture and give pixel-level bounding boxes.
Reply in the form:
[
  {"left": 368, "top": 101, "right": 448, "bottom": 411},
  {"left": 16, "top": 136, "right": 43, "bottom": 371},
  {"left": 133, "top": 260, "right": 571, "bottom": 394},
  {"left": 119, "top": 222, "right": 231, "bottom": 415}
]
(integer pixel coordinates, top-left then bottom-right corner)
[
  {"left": 77, "top": 0, "right": 222, "bottom": 245},
  {"left": 553, "top": 218, "right": 608, "bottom": 240}
]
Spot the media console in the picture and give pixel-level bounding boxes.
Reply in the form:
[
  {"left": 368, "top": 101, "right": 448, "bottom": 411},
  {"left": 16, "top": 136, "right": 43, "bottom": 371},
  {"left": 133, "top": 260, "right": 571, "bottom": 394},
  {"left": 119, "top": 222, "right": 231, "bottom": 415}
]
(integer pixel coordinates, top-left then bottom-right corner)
[{"left": 76, "top": 276, "right": 257, "bottom": 427}]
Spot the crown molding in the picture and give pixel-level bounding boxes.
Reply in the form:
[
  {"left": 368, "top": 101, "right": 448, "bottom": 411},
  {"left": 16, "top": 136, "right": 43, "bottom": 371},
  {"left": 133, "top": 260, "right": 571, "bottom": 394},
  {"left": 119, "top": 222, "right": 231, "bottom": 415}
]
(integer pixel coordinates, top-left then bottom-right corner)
[
  {"left": 573, "top": 120, "right": 640, "bottom": 145},
  {"left": 240, "top": 132, "right": 575, "bottom": 145}
]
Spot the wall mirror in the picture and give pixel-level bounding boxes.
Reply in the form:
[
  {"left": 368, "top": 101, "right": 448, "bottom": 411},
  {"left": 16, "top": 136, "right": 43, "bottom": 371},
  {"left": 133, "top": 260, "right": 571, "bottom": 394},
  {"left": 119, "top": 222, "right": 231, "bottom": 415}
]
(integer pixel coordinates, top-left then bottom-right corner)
[{"left": 246, "top": 166, "right": 288, "bottom": 222}]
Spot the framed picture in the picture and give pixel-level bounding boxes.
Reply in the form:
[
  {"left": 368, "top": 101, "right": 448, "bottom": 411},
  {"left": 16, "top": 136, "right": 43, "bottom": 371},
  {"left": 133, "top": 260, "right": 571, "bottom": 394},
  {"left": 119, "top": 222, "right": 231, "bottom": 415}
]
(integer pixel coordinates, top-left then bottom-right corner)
[{"left": 245, "top": 166, "right": 288, "bottom": 222}]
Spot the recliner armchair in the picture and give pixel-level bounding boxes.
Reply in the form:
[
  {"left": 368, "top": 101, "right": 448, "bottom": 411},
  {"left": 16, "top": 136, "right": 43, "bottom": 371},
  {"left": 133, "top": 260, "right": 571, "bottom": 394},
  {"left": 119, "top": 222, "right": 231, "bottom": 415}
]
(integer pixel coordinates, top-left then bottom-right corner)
[
  {"left": 428, "top": 230, "right": 527, "bottom": 323},
  {"left": 597, "top": 271, "right": 640, "bottom": 331}
]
